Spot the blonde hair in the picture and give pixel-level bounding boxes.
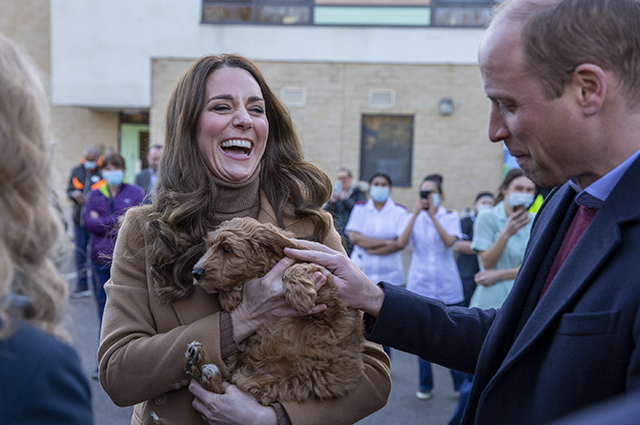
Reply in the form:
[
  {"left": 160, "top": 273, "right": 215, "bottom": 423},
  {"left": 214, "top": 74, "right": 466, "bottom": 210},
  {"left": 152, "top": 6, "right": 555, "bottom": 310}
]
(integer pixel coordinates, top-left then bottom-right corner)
[{"left": 0, "top": 33, "right": 68, "bottom": 340}]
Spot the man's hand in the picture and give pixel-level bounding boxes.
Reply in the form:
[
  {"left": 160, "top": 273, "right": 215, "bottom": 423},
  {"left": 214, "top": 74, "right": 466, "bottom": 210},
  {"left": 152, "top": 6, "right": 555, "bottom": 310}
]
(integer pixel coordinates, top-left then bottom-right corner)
[
  {"left": 71, "top": 189, "right": 86, "bottom": 204},
  {"left": 284, "top": 240, "right": 385, "bottom": 317}
]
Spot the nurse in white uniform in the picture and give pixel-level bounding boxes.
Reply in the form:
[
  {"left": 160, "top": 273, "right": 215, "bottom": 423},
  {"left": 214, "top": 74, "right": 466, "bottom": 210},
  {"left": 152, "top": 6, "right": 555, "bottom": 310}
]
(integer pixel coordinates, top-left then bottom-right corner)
[
  {"left": 395, "top": 174, "right": 466, "bottom": 400},
  {"left": 346, "top": 172, "right": 412, "bottom": 358}
]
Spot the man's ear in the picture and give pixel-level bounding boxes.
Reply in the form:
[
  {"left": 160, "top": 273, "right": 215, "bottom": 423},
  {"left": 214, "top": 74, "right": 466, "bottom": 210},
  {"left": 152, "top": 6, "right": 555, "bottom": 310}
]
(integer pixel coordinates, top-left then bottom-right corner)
[{"left": 572, "top": 63, "right": 607, "bottom": 116}]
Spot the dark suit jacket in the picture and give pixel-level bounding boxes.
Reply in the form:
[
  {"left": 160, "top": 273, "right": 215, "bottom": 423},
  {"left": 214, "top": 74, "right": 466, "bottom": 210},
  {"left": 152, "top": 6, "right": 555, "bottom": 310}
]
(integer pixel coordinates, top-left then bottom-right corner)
[
  {"left": 544, "top": 391, "right": 640, "bottom": 425},
  {"left": 366, "top": 156, "right": 640, "bottom": 425},
  {"left": 135, "top": 168, "right": 153, "bottom": 205},
  {"left": 0, "top": 320, "right": 93, "bottom": 424}
]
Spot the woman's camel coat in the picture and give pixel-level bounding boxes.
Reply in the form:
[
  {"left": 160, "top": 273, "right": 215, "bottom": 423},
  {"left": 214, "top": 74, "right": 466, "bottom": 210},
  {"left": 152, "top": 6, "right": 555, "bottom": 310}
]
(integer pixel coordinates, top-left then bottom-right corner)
[{"left": 98, "top": 194, "right": 391, "bottom": 425}]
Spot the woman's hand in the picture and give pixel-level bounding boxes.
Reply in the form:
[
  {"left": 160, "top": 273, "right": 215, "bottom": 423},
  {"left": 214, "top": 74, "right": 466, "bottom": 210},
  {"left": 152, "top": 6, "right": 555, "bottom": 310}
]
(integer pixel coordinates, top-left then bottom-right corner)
[
  {"left": 284, "top": 240, "right": 385, "bottom": 317},
  {"left": 414, "top": 198, "right": 428, "bottom": 215},
  {"left": 474, "top": 269, "right": 502, "bottom": 287},
  {"left": 230, "top": 257, "right": 327, "bottom": 342},
  {"left": 503, "top": 208, "right": 530, "bottom": 237},
  {"left": 190, "top": 380, "right": 277, "bottom": 425}
]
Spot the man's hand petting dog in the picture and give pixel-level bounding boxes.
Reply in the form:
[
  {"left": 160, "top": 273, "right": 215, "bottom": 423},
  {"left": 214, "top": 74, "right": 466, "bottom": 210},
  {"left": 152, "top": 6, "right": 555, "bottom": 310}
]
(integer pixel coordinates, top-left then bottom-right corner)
[
  {"left": 284, "top": 239, "right": 385, "bottom": 318},
  {"left": 230, "top": 256, "right": 328, "bottom": 342}
]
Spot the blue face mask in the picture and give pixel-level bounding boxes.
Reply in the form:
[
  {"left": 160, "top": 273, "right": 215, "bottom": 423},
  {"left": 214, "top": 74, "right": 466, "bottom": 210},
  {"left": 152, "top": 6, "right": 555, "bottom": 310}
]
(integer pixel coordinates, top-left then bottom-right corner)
[
  {"left": 369, "top": 186, "right": 390, "bottom": 203},
  {"left": 102, "top": 169, "right": 124, "bottom": 187},
  {"left": 431, "top": 193, "right": 440, "bottom": 209},
  {"left": 84, "top": 160, "right": 97, "bottom": 170}
]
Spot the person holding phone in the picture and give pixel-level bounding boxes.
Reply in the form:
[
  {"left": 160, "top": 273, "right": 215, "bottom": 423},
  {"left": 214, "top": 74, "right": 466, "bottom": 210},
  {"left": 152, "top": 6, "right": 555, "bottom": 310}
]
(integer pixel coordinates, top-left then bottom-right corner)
[
  {"left": 394, "top": 173, "right": 465, "bottom": 400},
  {"left": 470, "top": 168, "right": 535, "bottom": 309}
]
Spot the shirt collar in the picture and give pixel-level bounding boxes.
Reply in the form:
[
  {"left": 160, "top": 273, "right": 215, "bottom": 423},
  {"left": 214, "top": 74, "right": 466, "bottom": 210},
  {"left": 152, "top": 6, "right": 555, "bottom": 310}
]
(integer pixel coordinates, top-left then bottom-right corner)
[
  {"left": 569, "top": 148, "right": 640, "bottom": 208},
  {"left": 366, "top": 197, "right": 396, "bottom": 211}
]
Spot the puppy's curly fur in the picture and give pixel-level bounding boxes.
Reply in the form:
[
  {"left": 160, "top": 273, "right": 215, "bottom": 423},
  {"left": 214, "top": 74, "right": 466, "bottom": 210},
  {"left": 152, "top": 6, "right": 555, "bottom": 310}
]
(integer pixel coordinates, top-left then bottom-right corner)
[{"left": 185, "top": 217, "right": 365, "bottom": 406}]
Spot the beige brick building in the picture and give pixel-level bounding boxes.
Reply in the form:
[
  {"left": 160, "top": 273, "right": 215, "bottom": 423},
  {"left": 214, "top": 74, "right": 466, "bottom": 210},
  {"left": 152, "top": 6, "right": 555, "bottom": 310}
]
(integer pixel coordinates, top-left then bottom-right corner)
[{"left": 2, "top": 0, "right": 505, "bottom": 220}]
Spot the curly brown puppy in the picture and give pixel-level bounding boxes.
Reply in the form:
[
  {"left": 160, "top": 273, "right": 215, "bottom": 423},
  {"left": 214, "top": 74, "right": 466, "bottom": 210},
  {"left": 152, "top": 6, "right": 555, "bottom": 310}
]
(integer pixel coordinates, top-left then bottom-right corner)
[{"left": 185, "top": 217, "right": 365, "bottom": 406}]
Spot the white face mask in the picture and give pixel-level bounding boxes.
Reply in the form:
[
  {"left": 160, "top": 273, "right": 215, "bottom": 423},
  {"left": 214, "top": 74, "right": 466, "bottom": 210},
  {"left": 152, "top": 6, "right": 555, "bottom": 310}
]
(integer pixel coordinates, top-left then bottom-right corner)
[
  {"left": 369, "top": 186, "right": 390, "bottom": 203},
  {"left": 476, "top": 204, "right": 492, "bottom": 214},
  {"left": 508, "top": 192, "right": 534, "bottom": 209}
]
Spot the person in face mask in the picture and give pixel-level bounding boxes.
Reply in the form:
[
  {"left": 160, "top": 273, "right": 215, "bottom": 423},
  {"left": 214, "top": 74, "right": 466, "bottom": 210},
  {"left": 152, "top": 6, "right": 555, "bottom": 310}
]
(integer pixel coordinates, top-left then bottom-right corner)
[
  {"left": 394, "top": 173, "right": 467, "bottom": 400},
  {"left": 471, "top": 168, "right": 535, "bottom": 308},
  {"left": 66, "top": 146, "right": 104, "bottom": 298},
  {"left": 83, "top": 152, "right": 145, "bottom": 378},
  {"left": 345, "top": 172, "right": 412, "bottom": 357},
  {"left": 346, "top": 173, "right": 407, "bottom": 274}
]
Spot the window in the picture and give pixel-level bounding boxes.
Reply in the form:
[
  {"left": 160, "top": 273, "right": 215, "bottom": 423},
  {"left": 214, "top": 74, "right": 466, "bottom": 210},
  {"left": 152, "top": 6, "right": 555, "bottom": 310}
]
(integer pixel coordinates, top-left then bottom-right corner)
[
  {"left": 202, "top": 0, "right": 501, "bottom": 27},
  {"left": 360, "top": 115, "right": 414, "bottom": 187},
  {"left": 203, "top": 0, "right": 313, "bottom": 25}
]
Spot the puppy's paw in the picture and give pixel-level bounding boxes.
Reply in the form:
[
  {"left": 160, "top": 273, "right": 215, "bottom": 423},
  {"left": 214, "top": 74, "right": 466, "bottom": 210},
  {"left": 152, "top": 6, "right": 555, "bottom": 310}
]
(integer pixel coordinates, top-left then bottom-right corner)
[
  {"left": 201, "top": 363, "right": 225, "bottom": 394},
  {"left": 185, "top": 341, "right": 207, "bottom": 380},
  {"left": 283, "top": 263, "right": 318, "bottom": 313}
]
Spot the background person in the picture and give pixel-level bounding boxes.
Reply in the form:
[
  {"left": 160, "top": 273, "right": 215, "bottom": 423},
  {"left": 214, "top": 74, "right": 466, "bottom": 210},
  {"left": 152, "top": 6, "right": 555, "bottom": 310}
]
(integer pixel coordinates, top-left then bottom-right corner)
[
  {"left": 454, "top": 191, "right": 495, "bottom": 307},
  {"left": 285, "top": 0, "right": 640, "bottom": 423},
  {"left": 66, "top": 145, "right": 103, "bottom": 298},
  {"left": 0, "top": 32, "right": 93, "bottom": 425},
  {"left": 135, "top": 144, "right": 163, "bottom": 204},
  {"left": 396, "top": 174, "right": 466, "bottom": 400},
  {"left": 470, "top": 168, "right": 534, "bottom": 309},
  {"left": 345, "top": 172, "right": 411, "bottom": 357},
  {"left": 83, "top": 152, "right": 144, "bottom": 379},
  {"left": 97, "top": 54, "right": 390, "bottom": 425},
  {"left": 324, "top": 167, "right": 366, "bottom": 256}
]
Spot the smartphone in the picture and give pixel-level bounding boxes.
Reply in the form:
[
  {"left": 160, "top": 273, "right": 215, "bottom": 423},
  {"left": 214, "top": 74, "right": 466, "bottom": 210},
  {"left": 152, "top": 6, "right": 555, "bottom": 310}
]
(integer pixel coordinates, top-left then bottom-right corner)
[
  {"left": 420, "top": 190, "right": 431, "bottom": 210},
  {"left": 513, "top": 204, "right": 526, "bottom": 213}
]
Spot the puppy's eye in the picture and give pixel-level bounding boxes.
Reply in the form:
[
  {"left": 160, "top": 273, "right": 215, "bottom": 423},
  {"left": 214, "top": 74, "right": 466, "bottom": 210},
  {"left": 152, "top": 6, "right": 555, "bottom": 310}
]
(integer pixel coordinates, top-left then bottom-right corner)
[{"left": 221, "top": 245, "right": 232, "bottom": 254}]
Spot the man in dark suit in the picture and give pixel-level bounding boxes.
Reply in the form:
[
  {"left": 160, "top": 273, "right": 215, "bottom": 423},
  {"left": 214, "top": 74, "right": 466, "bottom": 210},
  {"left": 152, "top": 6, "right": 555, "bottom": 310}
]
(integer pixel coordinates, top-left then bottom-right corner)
[
  {"left": 544, "top": 391, "right": 640, "bottom": 425},
  {"left": 286, "top": 1, "right": 640, "bottom": 424},
  {"left": 135, "top": 144, "right": 162, "bottom": 204}
]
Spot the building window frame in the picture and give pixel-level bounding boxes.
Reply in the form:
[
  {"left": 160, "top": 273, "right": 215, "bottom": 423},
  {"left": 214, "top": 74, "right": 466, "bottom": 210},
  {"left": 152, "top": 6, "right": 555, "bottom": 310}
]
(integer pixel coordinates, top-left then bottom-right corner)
[
  {"left": 359, "top": 114, "right": 414, "bottom": 187},
  {"left": 202, "top": 0, "right": 503, "bottom": 28}
]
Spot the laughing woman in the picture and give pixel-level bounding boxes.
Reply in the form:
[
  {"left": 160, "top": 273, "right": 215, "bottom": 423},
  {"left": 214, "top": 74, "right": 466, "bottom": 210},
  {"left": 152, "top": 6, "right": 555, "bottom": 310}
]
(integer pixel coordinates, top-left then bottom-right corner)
[{"left": 97, "top": 54, "right": 391, "bottom": 425}]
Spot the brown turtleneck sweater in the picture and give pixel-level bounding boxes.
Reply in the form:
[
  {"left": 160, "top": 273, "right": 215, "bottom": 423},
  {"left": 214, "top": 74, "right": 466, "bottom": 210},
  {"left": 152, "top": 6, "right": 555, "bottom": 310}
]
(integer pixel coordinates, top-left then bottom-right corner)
[{"left": 210, "top": 164, "right": 261, "bottom": 229}]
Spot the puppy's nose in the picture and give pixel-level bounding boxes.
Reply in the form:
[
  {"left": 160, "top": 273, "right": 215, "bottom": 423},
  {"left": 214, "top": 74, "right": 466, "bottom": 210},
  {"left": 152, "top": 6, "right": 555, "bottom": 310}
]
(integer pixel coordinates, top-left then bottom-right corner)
[{"left": 192, "top": 268, "right": 204, "bottom": 281}]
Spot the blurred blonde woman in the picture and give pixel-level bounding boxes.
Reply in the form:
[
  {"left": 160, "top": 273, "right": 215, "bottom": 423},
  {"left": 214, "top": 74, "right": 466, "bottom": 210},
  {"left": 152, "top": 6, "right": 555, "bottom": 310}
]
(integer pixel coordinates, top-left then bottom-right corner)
[{"left": 0, "top": 33, "right": 93, "bottom": 424}]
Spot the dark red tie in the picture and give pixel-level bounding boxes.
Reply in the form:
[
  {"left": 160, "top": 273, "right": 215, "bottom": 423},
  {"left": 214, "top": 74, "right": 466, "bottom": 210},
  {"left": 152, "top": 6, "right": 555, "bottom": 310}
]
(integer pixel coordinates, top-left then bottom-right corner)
[{"left": 538, "top": 205, "right": 599, "bottom": 301}]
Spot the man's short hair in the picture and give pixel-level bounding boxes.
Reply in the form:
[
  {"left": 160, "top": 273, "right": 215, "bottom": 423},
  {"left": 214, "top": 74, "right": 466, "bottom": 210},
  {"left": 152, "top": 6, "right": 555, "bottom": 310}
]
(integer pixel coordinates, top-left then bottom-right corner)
[{"left": 493, "top": 0, "right": 640, "bottom": 111}]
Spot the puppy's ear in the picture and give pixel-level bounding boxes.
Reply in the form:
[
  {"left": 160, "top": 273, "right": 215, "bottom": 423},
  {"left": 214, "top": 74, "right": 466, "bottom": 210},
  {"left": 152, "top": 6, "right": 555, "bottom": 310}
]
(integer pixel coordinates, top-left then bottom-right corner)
[{"left": 252, "top": 223, "right": 298, "bottom": 258}]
